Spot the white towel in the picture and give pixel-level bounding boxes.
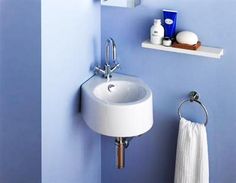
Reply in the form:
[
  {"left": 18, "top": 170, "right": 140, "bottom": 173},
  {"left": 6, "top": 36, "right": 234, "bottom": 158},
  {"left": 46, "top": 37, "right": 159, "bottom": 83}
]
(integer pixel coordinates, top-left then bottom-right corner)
[{"left": 174, "top": 118, "right": 209, "bottom": 183}]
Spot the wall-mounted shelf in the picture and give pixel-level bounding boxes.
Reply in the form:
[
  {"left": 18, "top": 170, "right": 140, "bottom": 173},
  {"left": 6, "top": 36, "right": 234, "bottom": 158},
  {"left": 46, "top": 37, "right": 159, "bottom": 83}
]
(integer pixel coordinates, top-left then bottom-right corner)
[
  {"left": 141, "top": 40, "right": 224, "bottom": 59},
  {"left": 101, "top": 0, "right": 141, "bottom": 8}
]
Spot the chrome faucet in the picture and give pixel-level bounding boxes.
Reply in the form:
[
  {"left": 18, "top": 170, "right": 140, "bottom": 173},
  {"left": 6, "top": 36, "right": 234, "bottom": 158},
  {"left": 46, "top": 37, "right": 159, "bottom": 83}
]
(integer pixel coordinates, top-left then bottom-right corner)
[{"left": 95, "top": 38, "right": 120, "bottom": 79}]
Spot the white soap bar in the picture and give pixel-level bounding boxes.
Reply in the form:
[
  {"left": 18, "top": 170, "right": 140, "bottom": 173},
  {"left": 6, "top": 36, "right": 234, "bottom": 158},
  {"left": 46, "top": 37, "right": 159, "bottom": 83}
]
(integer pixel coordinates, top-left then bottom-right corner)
[{"left": 176, "top": 31, "right": 198, "bottom": 45}]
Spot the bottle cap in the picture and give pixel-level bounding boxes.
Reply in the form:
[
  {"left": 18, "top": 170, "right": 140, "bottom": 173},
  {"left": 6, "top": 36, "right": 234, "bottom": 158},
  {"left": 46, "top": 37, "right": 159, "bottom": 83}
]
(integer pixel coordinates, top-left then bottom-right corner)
[
  {"left": 154, "top": 19, "right": 161, "bottom": 25},
  {"left": 162, "top": 37, "right": 172, "bottom": 47}
]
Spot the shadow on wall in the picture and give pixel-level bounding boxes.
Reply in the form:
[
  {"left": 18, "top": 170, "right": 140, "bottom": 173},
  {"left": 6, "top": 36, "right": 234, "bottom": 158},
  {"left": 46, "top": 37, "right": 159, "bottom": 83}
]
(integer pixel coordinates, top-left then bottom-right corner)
[
  {"left": 90, "top": 37, "right": 101, "bottom": 72},
  {"left": 101, "top": 114, "right": 180, "bottom": 183},
  {"left": 64, "top": 82, "right": 100, "bottom": 182},
  {"left": 139, "top": 113, "right": 180, "bottom": 182},
  {"left": 75, "top": 36, "right": 100, "bottom": 114}
]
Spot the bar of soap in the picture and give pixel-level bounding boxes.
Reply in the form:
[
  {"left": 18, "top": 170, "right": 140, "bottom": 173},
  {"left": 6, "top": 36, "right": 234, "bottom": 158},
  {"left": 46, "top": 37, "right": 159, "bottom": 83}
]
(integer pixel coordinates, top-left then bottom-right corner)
[{"left": 176, "top": 31, "right": 198, "bottom": 45}]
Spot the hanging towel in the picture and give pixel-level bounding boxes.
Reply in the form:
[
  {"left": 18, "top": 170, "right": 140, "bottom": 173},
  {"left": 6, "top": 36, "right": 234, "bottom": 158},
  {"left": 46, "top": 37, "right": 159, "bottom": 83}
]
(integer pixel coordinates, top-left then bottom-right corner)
[{"left": 174, "top": 118, "right": 209, "bottom": 183}]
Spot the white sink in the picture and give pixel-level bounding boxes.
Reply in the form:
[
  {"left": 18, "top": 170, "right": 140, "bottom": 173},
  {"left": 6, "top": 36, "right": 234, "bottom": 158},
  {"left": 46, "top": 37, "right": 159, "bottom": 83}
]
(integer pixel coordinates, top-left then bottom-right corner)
[{"left": 81, "top": 73, "right": 153, "bottom": 137}]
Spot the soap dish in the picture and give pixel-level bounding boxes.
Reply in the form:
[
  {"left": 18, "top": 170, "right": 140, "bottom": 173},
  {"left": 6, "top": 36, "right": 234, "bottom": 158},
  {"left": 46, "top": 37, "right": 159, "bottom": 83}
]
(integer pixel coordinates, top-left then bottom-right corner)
[{"left": 172, "top": 41, "right": 201, "bottom": 50}]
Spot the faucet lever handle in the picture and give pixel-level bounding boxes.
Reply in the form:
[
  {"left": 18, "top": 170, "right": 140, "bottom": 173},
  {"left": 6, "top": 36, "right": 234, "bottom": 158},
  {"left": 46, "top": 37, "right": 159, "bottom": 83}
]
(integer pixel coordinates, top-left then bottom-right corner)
[
  {"left": 95, "top": 66, "right": 105, "bottom": 75},
  {"left": 111, "top": 63, "right": 120, "bottom": 73}
]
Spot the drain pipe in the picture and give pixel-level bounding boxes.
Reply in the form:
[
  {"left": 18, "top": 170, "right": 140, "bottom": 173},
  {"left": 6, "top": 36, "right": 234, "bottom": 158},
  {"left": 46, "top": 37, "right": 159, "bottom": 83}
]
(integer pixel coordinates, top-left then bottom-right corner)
[{"left": 115, "top": 137, "right": 133, "bottom": 169}]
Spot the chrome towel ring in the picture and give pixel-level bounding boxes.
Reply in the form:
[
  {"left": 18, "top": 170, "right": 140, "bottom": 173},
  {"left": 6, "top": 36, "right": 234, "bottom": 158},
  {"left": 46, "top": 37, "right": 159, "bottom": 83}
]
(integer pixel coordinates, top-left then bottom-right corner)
[{"left": 178, "top": 91, "right": 208, "bottom": 126}]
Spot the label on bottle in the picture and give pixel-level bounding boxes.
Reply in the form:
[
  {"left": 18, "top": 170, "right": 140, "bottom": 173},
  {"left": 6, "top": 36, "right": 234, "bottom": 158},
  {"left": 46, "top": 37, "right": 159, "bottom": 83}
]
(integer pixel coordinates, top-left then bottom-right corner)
[
  {"left": 150, "top": 24, "right": 164, "bottom": 45},
  {"left": 151, "top": 34, "right": 162, "bottom": 44},
  {"left": 165, "top": 18, "right": 173, "bottom": 25}
]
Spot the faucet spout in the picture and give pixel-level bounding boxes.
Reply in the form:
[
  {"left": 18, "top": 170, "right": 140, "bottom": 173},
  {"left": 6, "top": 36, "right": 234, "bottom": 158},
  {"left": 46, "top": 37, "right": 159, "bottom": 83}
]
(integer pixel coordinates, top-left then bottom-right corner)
[
  {"left": 95, "top": 37, "right": 120, "bottom": 79},
  {"left": 105, "top": 38, "right": 117, "bottom": 65}
]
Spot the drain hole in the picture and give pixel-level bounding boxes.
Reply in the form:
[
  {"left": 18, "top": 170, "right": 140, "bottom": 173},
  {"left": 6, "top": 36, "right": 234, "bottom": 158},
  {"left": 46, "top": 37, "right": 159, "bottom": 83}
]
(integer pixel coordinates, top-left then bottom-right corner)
[{"left": 108, "top": 84, "right": 115, "bottom": 92}]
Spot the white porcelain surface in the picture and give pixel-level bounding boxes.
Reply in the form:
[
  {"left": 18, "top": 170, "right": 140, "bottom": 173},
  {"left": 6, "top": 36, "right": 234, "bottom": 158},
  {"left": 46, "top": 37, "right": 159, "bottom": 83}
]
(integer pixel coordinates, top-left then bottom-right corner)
[{"left": 81, "top": 73, "right": 153, "bottom": 137}]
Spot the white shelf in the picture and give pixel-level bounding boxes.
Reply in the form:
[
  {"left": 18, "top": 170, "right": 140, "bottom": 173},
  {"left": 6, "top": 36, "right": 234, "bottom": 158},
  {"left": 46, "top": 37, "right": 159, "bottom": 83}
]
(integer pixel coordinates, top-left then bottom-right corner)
[
  {"left": 101, "top": 0, "right": 141, "bottom": 8},
  {"left": 141, "top": 40, "right": 224, "bottom": 59}
]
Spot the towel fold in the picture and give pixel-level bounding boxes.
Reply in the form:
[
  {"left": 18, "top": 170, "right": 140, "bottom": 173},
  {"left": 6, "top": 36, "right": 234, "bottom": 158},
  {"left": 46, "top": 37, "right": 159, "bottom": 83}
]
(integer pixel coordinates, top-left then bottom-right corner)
[{"left": 174, "top": 118, "right": 209, "bottom": 183}]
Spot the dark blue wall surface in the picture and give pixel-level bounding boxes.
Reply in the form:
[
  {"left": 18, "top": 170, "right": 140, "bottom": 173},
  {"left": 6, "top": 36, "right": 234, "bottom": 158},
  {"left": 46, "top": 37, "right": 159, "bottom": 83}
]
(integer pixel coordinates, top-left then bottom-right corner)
[
  {"left": 0, "top": 0, "right": 41, "bottom": 183},
  {"left": 101, "top": 1, "right": 236, "bottom": 183}
]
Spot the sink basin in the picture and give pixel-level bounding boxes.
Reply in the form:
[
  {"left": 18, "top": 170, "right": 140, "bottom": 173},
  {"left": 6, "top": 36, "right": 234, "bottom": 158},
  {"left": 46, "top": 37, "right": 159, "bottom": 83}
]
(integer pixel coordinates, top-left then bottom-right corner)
[
  {"left": 94, "top": 80, "right": 147, "bottom": 104},
  {"left": 81, "top": 73, "right": 153, "bottom": 137}
]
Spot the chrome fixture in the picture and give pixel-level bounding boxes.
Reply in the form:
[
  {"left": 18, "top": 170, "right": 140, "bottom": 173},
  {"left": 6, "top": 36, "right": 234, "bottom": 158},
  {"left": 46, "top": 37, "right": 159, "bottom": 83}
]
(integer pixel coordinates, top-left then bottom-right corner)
[
  {"left": 95, "top": 38, "right": 120, "bottom": 79},
  {"left": 178, "top": 91, "right": 209, "bottom": 126}
]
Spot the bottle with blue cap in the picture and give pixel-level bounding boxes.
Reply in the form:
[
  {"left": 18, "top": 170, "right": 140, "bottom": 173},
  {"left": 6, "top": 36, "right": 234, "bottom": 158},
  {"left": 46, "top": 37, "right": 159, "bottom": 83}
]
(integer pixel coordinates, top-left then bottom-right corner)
[{"left": 150, "top": 19, "right": 164, "bottom": 45}]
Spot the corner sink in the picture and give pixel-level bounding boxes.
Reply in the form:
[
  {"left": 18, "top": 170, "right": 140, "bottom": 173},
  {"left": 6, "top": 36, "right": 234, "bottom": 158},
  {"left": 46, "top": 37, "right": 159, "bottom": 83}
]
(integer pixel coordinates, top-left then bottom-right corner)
[{"left": 81, "top": 73, "right": 153, "bottom": 137}]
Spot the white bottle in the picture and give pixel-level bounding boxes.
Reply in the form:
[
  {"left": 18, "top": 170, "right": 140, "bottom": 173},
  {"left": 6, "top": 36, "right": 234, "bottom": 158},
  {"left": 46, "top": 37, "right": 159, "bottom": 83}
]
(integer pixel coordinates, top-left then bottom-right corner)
[{"left": 150, "top": 19, "right": 164, "bottom": 45}]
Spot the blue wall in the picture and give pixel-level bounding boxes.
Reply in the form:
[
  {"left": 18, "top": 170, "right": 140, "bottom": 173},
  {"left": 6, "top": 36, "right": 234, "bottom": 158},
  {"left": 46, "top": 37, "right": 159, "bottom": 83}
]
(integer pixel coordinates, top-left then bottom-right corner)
[
  {"left": 101, "top": 1, "right": 236, "bottom": 182},
  {"left": 41, "top": 0, "right": 101, "bottom": 183},
  {"left": 1, "top": 1, "right": 235, "bottom": 182},
  {"left": 0, "top": 1, "right": 41, "bottom": 182}
]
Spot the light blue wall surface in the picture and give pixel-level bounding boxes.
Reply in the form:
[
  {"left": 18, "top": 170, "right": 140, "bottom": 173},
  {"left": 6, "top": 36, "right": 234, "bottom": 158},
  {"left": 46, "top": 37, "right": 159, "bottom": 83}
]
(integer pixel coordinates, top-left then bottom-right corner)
[
  {"left": 0, "top": 1, "right": 41, "bottom": 182},
  {"left": 42, "top": 1, "right": 101, "bottom": 183},
  {"left": 101, "top": 1, "right": 236, "bottom": 182}
]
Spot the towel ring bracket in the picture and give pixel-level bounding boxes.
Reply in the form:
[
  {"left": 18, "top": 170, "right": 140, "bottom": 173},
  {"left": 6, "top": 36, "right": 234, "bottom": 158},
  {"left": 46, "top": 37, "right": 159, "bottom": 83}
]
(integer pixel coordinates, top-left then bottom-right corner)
[{"left": 178, "top": 91, "right": 208, "bottom": 126}]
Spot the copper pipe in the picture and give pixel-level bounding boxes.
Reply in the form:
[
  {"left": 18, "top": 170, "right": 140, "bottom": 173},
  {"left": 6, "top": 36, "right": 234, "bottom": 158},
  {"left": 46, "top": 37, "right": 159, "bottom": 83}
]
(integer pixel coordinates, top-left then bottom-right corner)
[{"left": 116, "top": 137, "right": 125, "bottom": 169}]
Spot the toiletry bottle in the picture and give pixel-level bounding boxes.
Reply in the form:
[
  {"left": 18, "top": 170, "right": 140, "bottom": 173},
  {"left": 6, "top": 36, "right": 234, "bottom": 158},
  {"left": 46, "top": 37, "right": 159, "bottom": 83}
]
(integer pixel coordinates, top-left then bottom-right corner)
[
  {"left": 150, "top": 19, "right": 164, "bottom": 45},
  {"left": 163, "top": 9, "right": 178, "bottom": 39}
]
